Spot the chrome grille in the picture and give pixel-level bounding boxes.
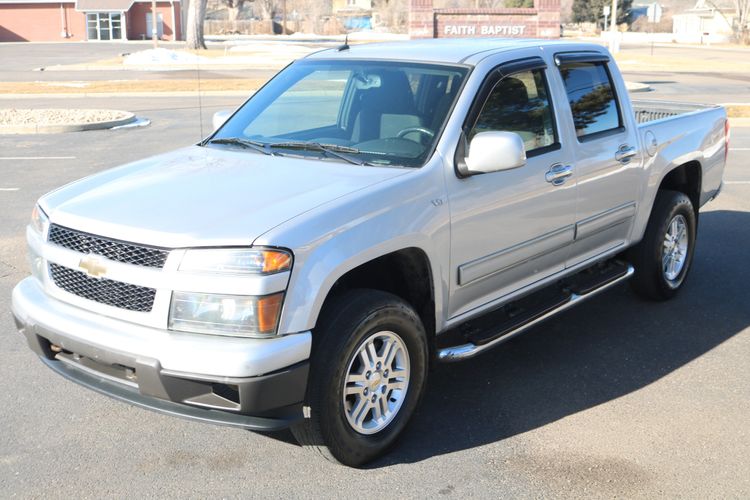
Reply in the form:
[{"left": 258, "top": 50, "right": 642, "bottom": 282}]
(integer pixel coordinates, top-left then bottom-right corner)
[
  {"left": 49, "top": 263, "right": 156, "bottom": 312},
  {"left": 48, "top": 224, "right": 169, "bottom": 269}
]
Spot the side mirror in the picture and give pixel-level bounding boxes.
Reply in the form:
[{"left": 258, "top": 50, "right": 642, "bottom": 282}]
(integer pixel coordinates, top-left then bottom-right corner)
[
  {"left": 212, "top": 109, "right": 232, "bottom": 132},
  {"left": 462, "top": 131, "right": 526, "bottom": 175}
]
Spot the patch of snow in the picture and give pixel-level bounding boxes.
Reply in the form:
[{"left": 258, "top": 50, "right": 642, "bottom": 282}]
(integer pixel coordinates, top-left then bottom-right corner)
[
  {"left": 227, "top": 43, "right": 318, "bottom": 56},
  {"left": 345, "top": 31, "right": 409, "bottom": 41},
  {"left": 121, "top": 46, "right": 312, "bottom": 68},
  {"left": 124, "top": 48, "right": 208, "bottom": 66},
  {"left": 208, "top": 31, "right": 410, "bottom": 43}
]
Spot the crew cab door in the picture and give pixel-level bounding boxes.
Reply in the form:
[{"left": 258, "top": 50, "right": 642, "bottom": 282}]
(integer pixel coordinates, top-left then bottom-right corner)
[
  {"left": 445, "top": 57, "right": 577, "bottom": 319},
  {"left": 553, "top": 53, "right": 641, "bottom": 266}
]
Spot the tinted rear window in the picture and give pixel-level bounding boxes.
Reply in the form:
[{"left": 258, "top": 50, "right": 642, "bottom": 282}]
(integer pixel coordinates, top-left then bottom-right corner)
[{"left": 559, "top": 62, "right": 621, "bottom": 139}]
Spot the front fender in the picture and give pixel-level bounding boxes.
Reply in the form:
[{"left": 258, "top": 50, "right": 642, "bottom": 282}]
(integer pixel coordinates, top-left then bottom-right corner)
[{"left": 254, "top": 164, "right": 451, "bottom": 336}]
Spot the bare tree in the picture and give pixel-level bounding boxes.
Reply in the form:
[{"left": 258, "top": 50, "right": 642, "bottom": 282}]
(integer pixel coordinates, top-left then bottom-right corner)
[
  {"left": 372, "top": 0, "right": 410, "bottom": 32},
  {"left": 732, "top": 0, "right": 750, "bottom": 43},
  {"left": 254, "top": 0, "right": 275, "bottom": 18},
  {"left": 224, "top": 0, "right": 247, "bottom": 21},
  {"left": 186, "top": 0, "right": 208, "bottom": 49},
  {"left": 704, "top": 0, "right": 750, "bottom": 44}
]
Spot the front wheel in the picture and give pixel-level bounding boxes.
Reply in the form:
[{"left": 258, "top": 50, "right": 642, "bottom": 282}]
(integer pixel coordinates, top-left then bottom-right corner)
[
  {"left": 291, "top": 289, "right": 428, "bottom": 467},
  {"left": 628, "top": 190, "right": 697, "bottom": 301}
]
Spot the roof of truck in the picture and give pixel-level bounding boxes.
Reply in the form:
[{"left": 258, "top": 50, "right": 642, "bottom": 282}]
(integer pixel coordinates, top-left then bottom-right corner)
[{"left": 305, "top": 38, "right": 600, "bottom": 66}]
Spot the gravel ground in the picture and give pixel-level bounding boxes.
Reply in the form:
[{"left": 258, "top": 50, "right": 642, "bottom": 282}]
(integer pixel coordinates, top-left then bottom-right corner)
[{"left": 0, "top": 109, "right": 132, "bottom": 126}]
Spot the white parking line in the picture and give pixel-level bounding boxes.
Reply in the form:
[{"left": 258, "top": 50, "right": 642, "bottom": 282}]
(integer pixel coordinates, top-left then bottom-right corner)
[
  {"left": 724, "top": 181, "right": 750, "bottom": 184},
  {"left": 729, "top": 148, "right": 750, "bottom": 151},
  {"left": 0, "top": 156, "right": 76, "bottom": 160},
  {"left": 0, "top": 188, "right": 19, "bottom": 191}
]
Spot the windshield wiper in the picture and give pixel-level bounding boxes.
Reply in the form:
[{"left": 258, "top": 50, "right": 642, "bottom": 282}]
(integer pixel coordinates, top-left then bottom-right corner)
[
  {"left": 206, "top": 137, "right": 273, "bottom": 156},
  {"left": 269, "top": 141, "right": 371, "bottom": 166}
]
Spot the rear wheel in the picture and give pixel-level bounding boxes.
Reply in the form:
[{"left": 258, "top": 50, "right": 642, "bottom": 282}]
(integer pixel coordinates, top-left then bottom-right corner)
[
  {"left": 291, "top": 289, "right": 428, "bottom": 467},
  {"left": 628, "top": 190, "right": 697, "bottom": 300}
]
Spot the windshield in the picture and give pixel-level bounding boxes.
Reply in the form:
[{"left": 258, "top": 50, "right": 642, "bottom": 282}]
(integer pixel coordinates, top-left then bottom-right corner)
[{"left": 209, "top": 59, "right": 469, "bottom": 168}]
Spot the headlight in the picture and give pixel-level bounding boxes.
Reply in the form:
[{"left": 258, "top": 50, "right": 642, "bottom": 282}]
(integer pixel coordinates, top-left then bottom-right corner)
[
  {"left": 169, "top": 291, "right": 284, "bottom": 337},
  {"left": 28, "top": 205, "right": 48, "bottom": 282},
  {"left": 179, "top": 248, "right": 291, "bottom": 275},
  {"left": 31, "top": 204, "right": 49, "bottom": 236}
]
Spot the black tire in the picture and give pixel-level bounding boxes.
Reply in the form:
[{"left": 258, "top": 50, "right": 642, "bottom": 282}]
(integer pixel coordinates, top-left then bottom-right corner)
[
  {"left": 291, "top": 289, "right": 429, "bottom": 467},
  {"left": 628, "top": 190, "right": 697, "bottom": 301}
]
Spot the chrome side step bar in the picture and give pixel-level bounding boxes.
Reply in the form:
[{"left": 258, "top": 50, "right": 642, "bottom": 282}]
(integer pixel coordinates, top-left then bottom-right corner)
[{"left": 437, "top": 264, "right": 635, "bottom": 363}]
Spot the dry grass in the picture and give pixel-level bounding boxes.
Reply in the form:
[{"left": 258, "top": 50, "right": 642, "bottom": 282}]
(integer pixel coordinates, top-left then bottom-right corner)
[
  {"left": 613, "top": 53, "right": 750, "bottom": 74},
  {"left": 725, "top": 104, "right": 750, "bottom": 118},
  {"left": 86, "top": 49, "right": 247, "bottom": 64},
  {"left": 181, "top": 49, "right": 241, "bottom": 58},
  {"left": 0, "top": 76, "right": 354, "bottom": 94},
  {"left": 0, "top": 79, "right": 268, "bottom": 94}
]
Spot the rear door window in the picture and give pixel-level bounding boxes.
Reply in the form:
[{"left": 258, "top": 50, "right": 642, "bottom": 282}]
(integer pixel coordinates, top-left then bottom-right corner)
[{"left": 558, "top": 61, "right": 622, "bottom": 139}]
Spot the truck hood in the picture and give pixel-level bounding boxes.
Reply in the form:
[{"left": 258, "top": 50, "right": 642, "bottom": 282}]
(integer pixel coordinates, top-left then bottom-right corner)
[{"left": 41, "top": 146, "right": 409, "bottom": 248}]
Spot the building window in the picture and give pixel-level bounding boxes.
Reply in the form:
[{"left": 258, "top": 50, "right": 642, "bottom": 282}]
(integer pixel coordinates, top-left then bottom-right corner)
[
  {"left": 146, "top": 12, "right": 164, "bottom": 39},
  {"left": 86, "top": 12, "right": 122, "bottom": 41}
]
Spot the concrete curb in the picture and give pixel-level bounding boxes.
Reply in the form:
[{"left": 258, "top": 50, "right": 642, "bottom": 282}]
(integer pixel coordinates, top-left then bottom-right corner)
[
  {"left": 625, "top": 81, "right": 652, "bottom": 92},
  {"left": 0, "top": 112, "right": 136, "bottom": 134}
]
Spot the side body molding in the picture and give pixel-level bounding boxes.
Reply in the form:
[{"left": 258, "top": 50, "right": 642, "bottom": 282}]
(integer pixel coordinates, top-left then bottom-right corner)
[
  {"left": 575, "top": 202, "right": 637, "bottom": 240},
  {"left": 458, "top": 225, "right": 575, "bottom": 286}
]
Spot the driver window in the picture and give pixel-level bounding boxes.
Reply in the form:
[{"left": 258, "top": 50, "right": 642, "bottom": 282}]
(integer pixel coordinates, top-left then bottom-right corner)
[{"left": 469, "top": 69, "right": 558, "bottom": 155}]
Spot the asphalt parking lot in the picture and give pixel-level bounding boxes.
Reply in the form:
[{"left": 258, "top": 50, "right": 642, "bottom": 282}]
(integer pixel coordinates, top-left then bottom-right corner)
[{"left": 1, "top": 80, "right": 750, "bottom": 497}]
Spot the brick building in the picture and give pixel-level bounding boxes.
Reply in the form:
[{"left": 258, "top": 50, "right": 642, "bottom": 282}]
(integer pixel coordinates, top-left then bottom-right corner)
[
  {"left": 410, "top": 0, "right": 560, "bottom": 39},
  {"left": 0, "top": 0, "right": 182, "bottom": 42}
]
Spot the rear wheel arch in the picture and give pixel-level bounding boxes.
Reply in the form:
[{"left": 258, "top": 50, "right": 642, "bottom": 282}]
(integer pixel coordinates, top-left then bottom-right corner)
[
  {"left": 631, "top": 160, "right": 703, "bottom": 246},
  {"left": 658, "top": 160, "right": 702, "bottom": 216}
]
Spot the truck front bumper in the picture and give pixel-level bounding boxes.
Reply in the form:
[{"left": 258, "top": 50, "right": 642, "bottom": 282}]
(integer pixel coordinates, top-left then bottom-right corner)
[{"left": 11, "top": 277, "right": 311, "bottom": 431}]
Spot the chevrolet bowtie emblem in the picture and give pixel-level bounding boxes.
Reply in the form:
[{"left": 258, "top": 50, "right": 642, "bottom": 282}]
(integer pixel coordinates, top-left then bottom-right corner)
[{"left": 78, "top": 256, "right": 107, "bottom": 278}]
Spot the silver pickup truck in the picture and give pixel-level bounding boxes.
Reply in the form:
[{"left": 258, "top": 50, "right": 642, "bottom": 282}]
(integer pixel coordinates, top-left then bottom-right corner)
[{"left": 12, "top": 39, "right": 728, "bottom": 466}]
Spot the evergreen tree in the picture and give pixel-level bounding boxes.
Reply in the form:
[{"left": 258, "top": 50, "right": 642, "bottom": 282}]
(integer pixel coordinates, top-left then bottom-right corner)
[{"left": 572, "top": 0, "right": 631, "bottom": 26}]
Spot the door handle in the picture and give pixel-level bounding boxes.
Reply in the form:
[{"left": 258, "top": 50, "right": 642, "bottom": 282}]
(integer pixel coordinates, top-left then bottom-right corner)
[
  {"left": 615, "top": 144, "right": 637, "bottom": 163},
  {"left": 545, "top": 164, "right": 573, "bottom": 186}
]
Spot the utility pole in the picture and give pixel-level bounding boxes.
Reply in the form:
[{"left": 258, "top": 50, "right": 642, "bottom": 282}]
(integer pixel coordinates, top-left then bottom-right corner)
[
  {"left": 151, "top": 0, "right": 158, "bottom": 47},
  {"left": 609, "top": 0, "right": 619, "bottom": 53}
]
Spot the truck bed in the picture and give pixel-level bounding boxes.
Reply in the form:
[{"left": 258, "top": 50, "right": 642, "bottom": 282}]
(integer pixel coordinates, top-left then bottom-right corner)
[
  {"left": 632, "top": 99, "right": 726, "bottom": 209},
  {"left": 632, "top": 100, "right": 722, "bottom": 124}
]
